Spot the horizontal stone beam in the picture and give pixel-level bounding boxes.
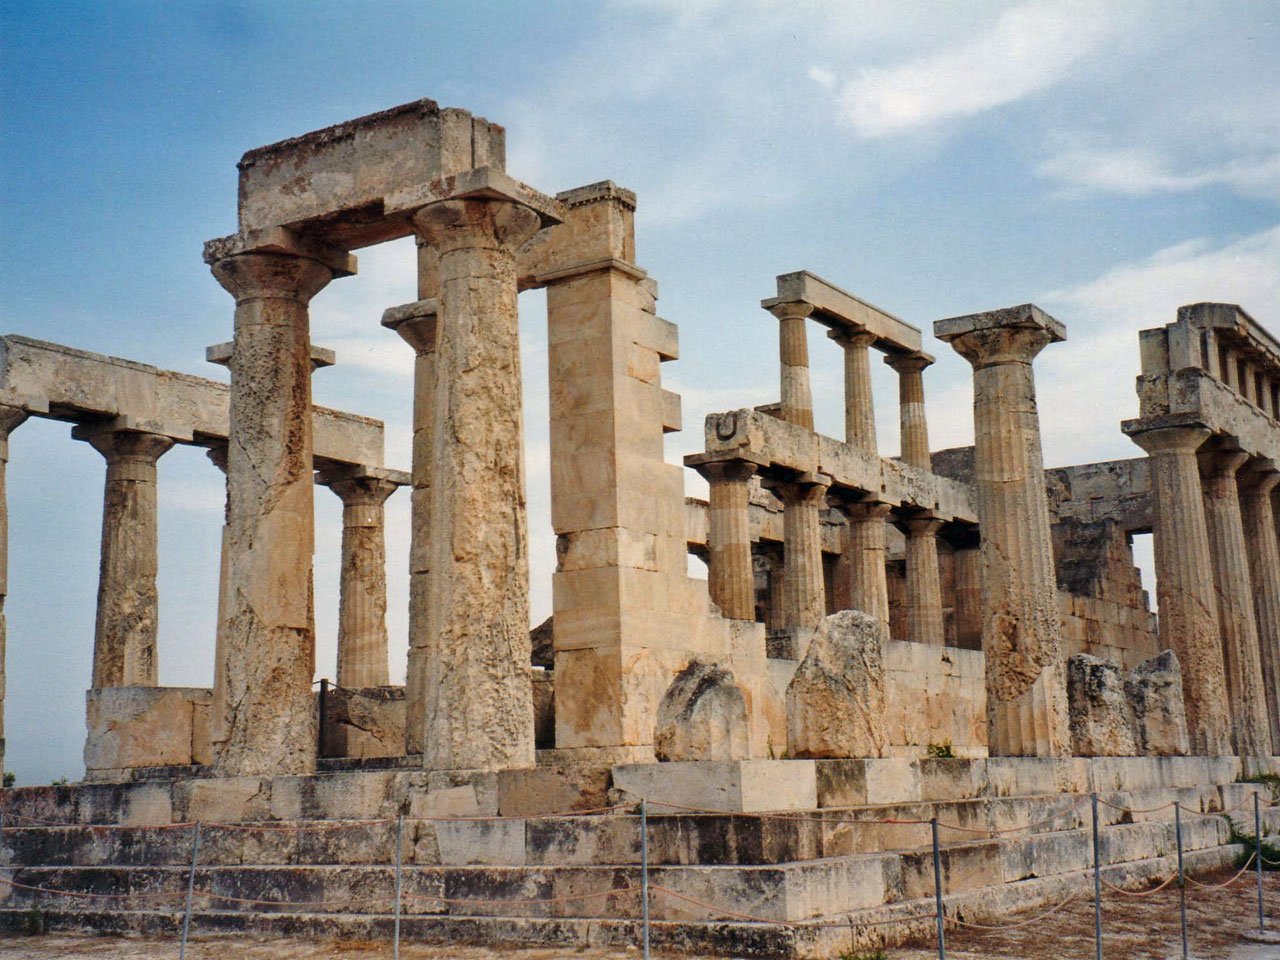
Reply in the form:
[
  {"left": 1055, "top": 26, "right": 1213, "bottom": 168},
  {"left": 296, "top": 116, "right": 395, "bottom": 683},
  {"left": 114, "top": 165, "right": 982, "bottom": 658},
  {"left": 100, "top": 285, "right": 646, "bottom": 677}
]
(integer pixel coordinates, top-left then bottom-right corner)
[
  {"left": 761, "top": 270, "right": 922, "bottom": 355},
  {"left": 1128, "top": 371, "right": 1280, "bottom": 465},
  {"left": 1046, "top": 457, "right": 1152, "bottom": 532},
  {"left": 0, "top": 335, "right": 385, "bottom": 468}
]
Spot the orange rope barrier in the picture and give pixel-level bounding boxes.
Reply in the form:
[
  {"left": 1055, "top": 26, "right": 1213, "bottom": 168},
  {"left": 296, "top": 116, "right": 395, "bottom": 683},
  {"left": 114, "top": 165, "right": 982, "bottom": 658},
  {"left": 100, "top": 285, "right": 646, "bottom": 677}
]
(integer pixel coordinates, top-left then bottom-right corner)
[
  {"left": 1099, "top": 872, "right": 1178, "bottom": 897},
  {"left": 401, "top": 884, "right": 641, "bottom": 907},
  {"left": 945, "top": 889, "right": 1079, "bottom": 930},
  {"left": 1184, "top": 852, "right": 1258, "bottom": 890}
]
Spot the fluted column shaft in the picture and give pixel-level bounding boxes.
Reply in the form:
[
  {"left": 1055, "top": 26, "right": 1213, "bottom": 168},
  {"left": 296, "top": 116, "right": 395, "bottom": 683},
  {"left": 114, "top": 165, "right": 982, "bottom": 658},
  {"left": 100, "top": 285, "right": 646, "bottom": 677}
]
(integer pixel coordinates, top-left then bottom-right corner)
[
  {"left": 208, "top": 248, "right": 339, "bottom": 777},
  {"left": 1240, "top": 468, "right": 1280, "bottom": 754},
  {"left": 842, "top": 501, "right": 891, "bottom": 627},
  {"left": 78, "top": 428, "right": 174, "bottom": 688},
  {"left": 412, "top": 198, "right": 541, "bottom": 772},
  {"left": 1200, "top": 450, "right": 1271, "bottom": 756},
  {"left": 772, "top": 303, "right": 815, "bottom": 429},
  {"left": 902, "top": 515, "right": 945, "bottom": 645},
  {"left": 777, "top": 477, "right": 830, "bottom": 631},
  {"left": 382, "top": 302, "right": 439, "bottom": 755},
  {"left": 887, "top": 353, "right": 932, "bottom": 469},
  {"left": 831, "top": 330, "right": 878, "bottom": 454},
  {"left": 699, "top": 461, "right": 757, "bottom": 620},
  {"left": 0, "top": 407, "right": 27, "bottom": 781},
  {"left": 1130, "top": 425, "right": 1232, "bottom": 754},
  {"left": 953, "top": 545, "right": 983, "bottom": 647},
  {"left": 939, "top": 315, "right": 1069, "bottom": 757}
]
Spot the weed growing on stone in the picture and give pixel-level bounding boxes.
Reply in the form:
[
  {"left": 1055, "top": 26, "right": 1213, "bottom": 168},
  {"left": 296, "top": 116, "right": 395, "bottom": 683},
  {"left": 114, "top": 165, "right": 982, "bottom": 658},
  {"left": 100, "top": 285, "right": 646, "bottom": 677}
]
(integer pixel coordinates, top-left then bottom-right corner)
[{"left": 926, "top": 740, "right": 954, "bottom": 759}]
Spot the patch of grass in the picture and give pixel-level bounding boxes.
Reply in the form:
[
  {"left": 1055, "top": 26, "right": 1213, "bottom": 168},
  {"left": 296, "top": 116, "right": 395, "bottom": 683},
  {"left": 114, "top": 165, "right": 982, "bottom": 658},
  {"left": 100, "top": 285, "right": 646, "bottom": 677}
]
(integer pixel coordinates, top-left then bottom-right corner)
[
  {"left": 1226, "top": 821, "right": 1280, "bottom": 871},
  {"left": 926, "top": 741, "right": 954, "bottom": 759},
  {"left": 2, "top": 770, "right": 14, "bottom": 788},
  {"left": 1237, "top": 772, "right": 1280, "bottom": 803}
]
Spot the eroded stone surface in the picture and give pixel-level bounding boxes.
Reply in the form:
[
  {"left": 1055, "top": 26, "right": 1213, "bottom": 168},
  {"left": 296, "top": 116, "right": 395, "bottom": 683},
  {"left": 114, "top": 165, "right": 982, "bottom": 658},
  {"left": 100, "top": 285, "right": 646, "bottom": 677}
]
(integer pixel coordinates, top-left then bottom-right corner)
[
  {"left": 1126, "top": 650, "right": 1191, "bottom": 757},
  {"left": 1066, "top": 654, "right": 1138, "bottom": 757},
  {"left": 653, "top": 661, "right": 750, "bottom": 762},
  {"left": 786, "top": 610, "right": 887, "bottom": 759}
]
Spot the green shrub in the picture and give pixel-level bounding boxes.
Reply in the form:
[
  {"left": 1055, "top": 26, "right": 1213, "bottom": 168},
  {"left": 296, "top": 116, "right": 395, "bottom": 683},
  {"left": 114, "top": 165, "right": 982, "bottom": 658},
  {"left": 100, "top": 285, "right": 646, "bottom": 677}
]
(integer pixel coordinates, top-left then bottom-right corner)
[{"left": 926, "top": 741, "right": 955, "bottom": 759}]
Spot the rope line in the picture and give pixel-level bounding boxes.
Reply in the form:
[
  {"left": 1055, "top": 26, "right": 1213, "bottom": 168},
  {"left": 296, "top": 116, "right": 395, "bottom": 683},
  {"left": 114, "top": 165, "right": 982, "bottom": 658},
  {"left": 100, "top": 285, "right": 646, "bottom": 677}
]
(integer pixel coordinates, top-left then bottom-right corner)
[
  {"left": 1099, "top": 872, "right": 1178, "bottom": 897},
  {"left": 944, "top": 889, "right": 1079, "bottom": 930},
  {"left": 1184, "top": 852, "right": 1258, "bottom": 890},
  {"left": 401, "top": 885, "right": 641, "bottom": 907}
]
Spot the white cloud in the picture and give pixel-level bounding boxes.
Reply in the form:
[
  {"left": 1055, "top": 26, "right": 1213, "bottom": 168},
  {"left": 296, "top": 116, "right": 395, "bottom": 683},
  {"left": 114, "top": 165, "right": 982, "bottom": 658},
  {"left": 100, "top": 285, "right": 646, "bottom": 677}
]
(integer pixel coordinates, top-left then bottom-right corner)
[
  {"left": 836, "top": 2, "right": 1123, "bottom": 137},
  {"left": 1039, "top": 145, "right": 1280, "bottom": 200},
  {"left": 808, "top": 66, "right": 836, "bottom": 91}
]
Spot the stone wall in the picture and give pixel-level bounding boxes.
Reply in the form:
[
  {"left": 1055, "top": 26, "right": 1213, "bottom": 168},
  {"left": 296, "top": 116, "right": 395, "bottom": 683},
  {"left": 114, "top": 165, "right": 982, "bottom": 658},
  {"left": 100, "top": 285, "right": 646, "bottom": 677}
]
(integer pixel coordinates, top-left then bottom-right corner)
[
  {"left": 84, "top": 686, "right": 211, "bottom": 780},
  {"left": 882, "top": 640, "right": 986, "bottom": 757}
]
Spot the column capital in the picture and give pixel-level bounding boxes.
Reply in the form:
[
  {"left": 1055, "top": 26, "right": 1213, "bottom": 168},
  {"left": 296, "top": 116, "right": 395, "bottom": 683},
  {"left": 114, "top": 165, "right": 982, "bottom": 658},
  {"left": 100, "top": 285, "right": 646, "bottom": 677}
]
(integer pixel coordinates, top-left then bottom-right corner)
[
  {"left": 935, "top": 304, "right": 1065, "bottom": 368},
  {"left": 884, "top": 350, "right": 934, "bottom": 375},
  {"left": 73, "top": 425, "right": 175, "bottom": 465},
  {"left": 1197, "top": 447, "right": 1250, "bottom": 484},
  {"left": 318, "top": 466, "right": 408, "bottom": 508},
  {"left": 765, "top": 472, "right": 832, "bottom": 506},
  {"left": 827, "top": 327, "right": 877, "bottom": 350},
  {"left": 900, "top": 513, "right": 945, "bottom": 537},
  {"left": 1240, "top": 459, "right": 1280, "bottom": 497},
  {"left": 412, "top": 198, "right": 542, "bottom": 255},
  {"left": 765, "top": 300, "right": 814, "bottom": 323},
  {"left": 1126, "top": 421, "right": 1212, "bottom": 456},
  {"left": 210, "top": 250, "right": 338, "bottom": 306},
  {"left": 687, "top": 456, "right": 758, "bottom": 484},
  {"left": 0, "top": 405, "right": 28, "bottom": 461},
  {"left": 381, "top": 299, "right": 441, "bottom": 354},
  {"left": 839, "top": 499, "right": 893, "bottom": 522}
]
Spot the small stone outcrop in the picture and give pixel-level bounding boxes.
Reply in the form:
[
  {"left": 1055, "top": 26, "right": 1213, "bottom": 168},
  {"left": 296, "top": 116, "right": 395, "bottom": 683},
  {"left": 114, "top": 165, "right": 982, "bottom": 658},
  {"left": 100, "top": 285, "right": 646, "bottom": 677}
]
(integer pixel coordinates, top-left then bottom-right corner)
[
  {"left": 786, "top": 610, "right": 887, "bottom": 759},
  {"left": 1067, "top": 654, "right": 1138, "bottom": 756},
  {"left": 530, "top": 615, "right": 554, "bottom": 669},
  {"left": 653, "top": 661, "right": 750, "bottom": 762},
  {"left": 1126, "top": 650, "right": 1190, "bottom": 756}
]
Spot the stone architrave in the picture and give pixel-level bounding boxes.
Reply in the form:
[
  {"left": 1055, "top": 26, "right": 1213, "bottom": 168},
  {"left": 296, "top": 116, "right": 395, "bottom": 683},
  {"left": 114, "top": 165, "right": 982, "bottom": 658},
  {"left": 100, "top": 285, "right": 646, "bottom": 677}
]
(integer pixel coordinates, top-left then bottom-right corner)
[
  {"left": 1125, "top": 423, "right": 1232, "bottom": 755},
  {"left": 1199, "top": 449, "right": 1271, "bottom": 756},
  {"left": 320, "top": 470, "right": 405, "bottom": 690},
  {"left": 840, "top": 500, "right": 891, "bottom": 628},
  {"left": 769, "top": 302, "right": 815, "bottom": 429},
  {"left": 1240, "top": 465, "right": 1280, "bottom": 753},
  {"left": 786, "top": 610, "right": 887, "bottom": 759},
  {"left": 935, "top": 305, "right": 1069, "bottom": 757},
  {"left": 1125, "top": 650, "right": 1191, "bottom": 756},
  {"left": 653, "top": 661, "right": 750, "bottom": 762},
  {"left": 901, "top": 514, "right": 945, "bottom": 645},
  {"left": 885, "top": 352, "right": 933, "bottom": 470},
  {"left": 74, "top": 426, "right": 175, "bottom": 688},
  {"left": 696, "top": 459, "right": 758, "bottom": 620},
  {"left": 381, "top": 299, "right": 439, "bottom": 755},
  {"left": 0, "top": 406, "right": 27, "bottom": 780},
  {"left": 411, "top": 197, "right": 541, "bottom": 773},
  {"left": 1067, "top": 654, "right": 1138, "bottom": 757},
  {"left": 205, "top": 235, "right": 351, "bottom": 778},
  {"left": 829, "top": 329, "right": 878, "bottom": 454}
]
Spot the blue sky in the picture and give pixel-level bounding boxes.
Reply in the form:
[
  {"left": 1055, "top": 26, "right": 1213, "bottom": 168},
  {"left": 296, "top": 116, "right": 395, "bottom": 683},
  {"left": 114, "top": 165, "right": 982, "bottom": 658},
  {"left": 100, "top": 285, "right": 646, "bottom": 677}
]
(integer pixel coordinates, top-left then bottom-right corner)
[{"left": 2, "top": 1, "right": 1277, "bottom": 783}]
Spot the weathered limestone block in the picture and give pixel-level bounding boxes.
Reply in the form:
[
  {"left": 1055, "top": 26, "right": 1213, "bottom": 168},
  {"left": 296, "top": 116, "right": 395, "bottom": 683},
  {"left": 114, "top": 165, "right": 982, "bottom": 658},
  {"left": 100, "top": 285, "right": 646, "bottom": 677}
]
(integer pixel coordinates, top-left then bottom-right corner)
[
  {"left": 1125, "top": 650, "right": 1190, "bottom": 756},
  {"left": 84, "top": 686, "right": 210, "bottom": 775},
  {"left": 322, "top": 685, "right": 406, "bottom": 759},
  {"left": 786, "top": 610, "right": 887, "bottom": 759},
  {"left": 653, "top": 661, "right": 750, "bottom": 762},
  {"left": 1067, "top": 654, "right": 1138, "bottom": 756}
]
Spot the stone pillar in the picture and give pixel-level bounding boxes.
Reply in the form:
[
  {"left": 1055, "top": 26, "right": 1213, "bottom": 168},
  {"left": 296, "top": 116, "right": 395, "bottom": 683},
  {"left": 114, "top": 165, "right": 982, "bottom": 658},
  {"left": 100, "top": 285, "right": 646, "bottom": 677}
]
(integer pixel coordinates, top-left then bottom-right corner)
[
  {"left": 774, "top": 475, "right": 831, "bottom": 632},
  {"left": 0, "top": 407, "right": 27, "bottom": 781},
  {"left": 936, "top": 305, "right": 1070, "bottom": 757},
  {"left": 830, "top": 329, "right": 878, "bottom": 454},
  {"left": 770, "top": 303, "right": 815, "bottom": 429},
  {"left": 1198, "top": 448, "right": 1269, "bottom": 756},
  {"left": 205, "top": 236, "right": 349, "bottom": 777},
  {"left": 1126, "top": 423, "right": 1232, "bottom": 755},
  {"left": 206, "top": 443, "right": 231, "bottom": 755},
  {"left": 694, "top": 460, "right": 758, "bottom": 620},
  {"left": 841, "top": 500, "right": 891, "bottom": 627},
  {"left": 901, "top": 515, "right": 945, "bottom": 645},
  {"left": 381, "top": 300, "right": 439, "bottom": 755},
  {"left": 1241, "top": 465, "right": 1280, "bottom": 754},
  {"left": 319, "top": 471, "right": 405, "bottom": 690},
  {"left": 411, "top": 197, "right": 541, "bottom": 773},
  {"left": 952, "top": 543, "right": 983, "bottom": 648},
  {"left": 886, "top": 352, "right": 933, "bottom": 470},
  {"left": 73, "top": 426, "right": 175, "bottom": 688}
]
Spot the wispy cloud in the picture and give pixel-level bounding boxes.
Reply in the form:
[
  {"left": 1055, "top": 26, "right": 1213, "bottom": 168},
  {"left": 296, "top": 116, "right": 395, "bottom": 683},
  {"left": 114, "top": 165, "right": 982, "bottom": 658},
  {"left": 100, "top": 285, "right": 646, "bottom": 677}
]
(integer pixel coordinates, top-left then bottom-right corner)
[{"left": 1039, "top": 145, "right": 1280, "bottom": 200}]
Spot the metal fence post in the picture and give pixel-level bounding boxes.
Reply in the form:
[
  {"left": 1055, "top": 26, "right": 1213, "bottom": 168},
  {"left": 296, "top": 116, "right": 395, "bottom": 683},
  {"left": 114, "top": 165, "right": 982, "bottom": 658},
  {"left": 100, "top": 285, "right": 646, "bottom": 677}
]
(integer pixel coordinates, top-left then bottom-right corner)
[
  {"left": 179, "top": 821, "right": 201, "bottom": 959},
  {"left": 1092, "top": 792, "right": 1102, "bottom": 960},
  {"left": 640, "top": 799, "right": 651, "bottom": 960},
  {"left": 1256, "top": 791, "right": 1265, "bottom": 933},
  {"left": 1175, "top": 802, "right": 1187, "bottom": 960},
  {"left": 393, "top": 814, "right": 404, "bottom": 960},
  {"left": 931, "top": 817, "right": 945, "bottom": 960}
]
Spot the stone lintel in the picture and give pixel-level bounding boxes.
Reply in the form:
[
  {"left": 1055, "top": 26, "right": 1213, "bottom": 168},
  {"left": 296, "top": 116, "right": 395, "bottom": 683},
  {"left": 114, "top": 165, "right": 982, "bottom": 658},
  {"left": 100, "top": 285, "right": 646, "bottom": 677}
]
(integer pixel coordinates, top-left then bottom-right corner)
[
  {"left": 556, "top": 180, "right": 637, "bottom": 211},
  {"left": 762, "top": 270, "right": 923, "bottom": 354},
  {"left": 532, "top": 256, "right": 647, "bottom": 287},
  {"left": 386, "top": 166, "right": 565, "bottom": 229},
  {"left": 202, "top": 225, "right": 356, "bottom": 277},
  {"left": 71, "top": 415, "right": 193, "bottom": 444},
  {"left": 684, "top": 450, "right": 770, "bottom": 472},
  {"left": 381, "top": 298, "right": 440, "bottom": 328},
  {"left": 884, "top": 350, "right": 936, "bottom": 373},
  {"left": 934, "top": 303, "right": 1067, "bottom": 344},
  {"left": 315, "top": 463, "right": 411, "bottom": 487},
  {"left": 206, "top": 341, "right": 336, "bottom": 370}
]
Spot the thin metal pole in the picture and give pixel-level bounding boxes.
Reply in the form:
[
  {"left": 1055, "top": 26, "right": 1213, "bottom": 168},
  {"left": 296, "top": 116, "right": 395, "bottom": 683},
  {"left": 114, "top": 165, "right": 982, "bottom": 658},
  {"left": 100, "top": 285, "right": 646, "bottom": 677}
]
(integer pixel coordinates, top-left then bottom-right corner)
[
  {"left": 1256, "top": 791, "right": 1265, "bottom": 933},
  {"left": 641, "top": 799, "right": 651, "bottom": 960},
  {"left": 318, "top": 677, "right": 329, "bottom": 759},
  {"left": 1175, "top": 802, "right": 1188, "bottom": 960},
  {"left": 931, "top": 817, "right": 946, "bottom": 960},
  {"left": 179, "top": 821, "right": 201, "bottom": 959},
  {"left": 393, "top": 814, "right": 404, "bottom": 960},
  {"left": 1092, "top": 792, "right": 1102, "bottom": 960}
]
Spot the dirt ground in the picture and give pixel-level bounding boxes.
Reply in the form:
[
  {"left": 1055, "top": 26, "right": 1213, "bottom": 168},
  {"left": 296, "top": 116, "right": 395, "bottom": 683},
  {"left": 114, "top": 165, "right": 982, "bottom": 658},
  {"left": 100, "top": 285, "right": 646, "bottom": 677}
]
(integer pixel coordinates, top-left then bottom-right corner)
[{"left": 2, "top": 870, "right": 1276, "bottom": 959}]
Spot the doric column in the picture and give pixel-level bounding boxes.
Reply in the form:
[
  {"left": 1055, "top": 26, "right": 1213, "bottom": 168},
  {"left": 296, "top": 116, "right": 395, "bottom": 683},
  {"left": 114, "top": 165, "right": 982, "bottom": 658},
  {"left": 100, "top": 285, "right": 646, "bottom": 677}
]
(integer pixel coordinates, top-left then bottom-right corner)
[
  {"left": 206, "top": 443, "right": 231, "bottom": 755},
  {"left": 411, "top": 197, "right": 542, "bottom": 772},
  {"left": 1126, "top": 423, "right": 1232, "bottom": 754},
  {"left": 1241, "top": 464, "right": 1280, "bottom": 754},
  {"left": 772, "top": 474, "right": 831, "bottom": 632},
  {"left": 205, "top": 234, "right": 350, "bottom": 777},
  {"left": 1200, "top": 449, "right": 1271, "bottom": 756},
  {"left": 952, "top": 542, "right": 983, "bottom": 648},
  {"left": 769, "top": 302, "right": 815, "bottom": 429},
  {"left": 381, "top": 299, "right": 439, "bottom": 755},
  {"left": 830, "top": 329, "right": 878, "bottom": 454},
  {"left": 840, "top": 500, "right": 892, "bottom": 627},
  {"left": 936, "top": 305, "right": 1070, "bottom": 757},
  {"left": 319, "top": 469, "right": 405, "bottom": 689},
  {"left": 0, "top": 407, "right": 28, "bottom": 782},
  {"left": 693, "top": 459, "right": 758, "bottom": 620},
  {"left": 73, "top": 425, "right": 174, "bottom": 688},
  {"left": 885, "top": 352, "right": 933, "bottom": 470},
  {"left": 900, "top": 514, "right": 945, "bottom": 645}
]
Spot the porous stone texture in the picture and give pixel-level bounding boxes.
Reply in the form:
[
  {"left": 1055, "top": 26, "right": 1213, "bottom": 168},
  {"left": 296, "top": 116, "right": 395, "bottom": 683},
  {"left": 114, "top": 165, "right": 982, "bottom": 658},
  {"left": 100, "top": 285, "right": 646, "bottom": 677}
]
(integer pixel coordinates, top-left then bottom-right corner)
[
  {"left": 207, "top": 248, "right": 339, "bottom": 777},
  {"left": 935, "top": 306, "right": 1070, "bottom": 757},
  {"left": 529, "top": 615, "right": 554, "bottom": 669},
  {"left": 412, "top": 197, "right": 541, "bottom": 773},
  {"left": 0, "top": 405, "right": 26, "bottom": 780},
  {"left": 1066, "top": 654, "right": 1138, "bottom": 757},
  {"left": 786, "top": 610, "right": 887, "bottom": 759},
  {"left": 321, "top": 685, "right": 405, "bottom": 759},
  {"left": 1240, "top": 466, "right": 1280, "bottom": 753},
  {"left": 653, "top": 661, "right": 750, "bottom": 762},
  {"left": 1125, "top": 650, "right": 1190, "bottom": 756},
  {"left": 83, "top": 686, "right": 211, "bottom": 775}
]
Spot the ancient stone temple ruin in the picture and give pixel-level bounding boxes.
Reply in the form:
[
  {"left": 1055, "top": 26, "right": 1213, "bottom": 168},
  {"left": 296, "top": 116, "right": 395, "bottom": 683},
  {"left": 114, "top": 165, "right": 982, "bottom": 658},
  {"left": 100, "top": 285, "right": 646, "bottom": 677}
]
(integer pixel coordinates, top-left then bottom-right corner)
[{"left": 2, "top": 98, "right": 1278, "bottom": 955}]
